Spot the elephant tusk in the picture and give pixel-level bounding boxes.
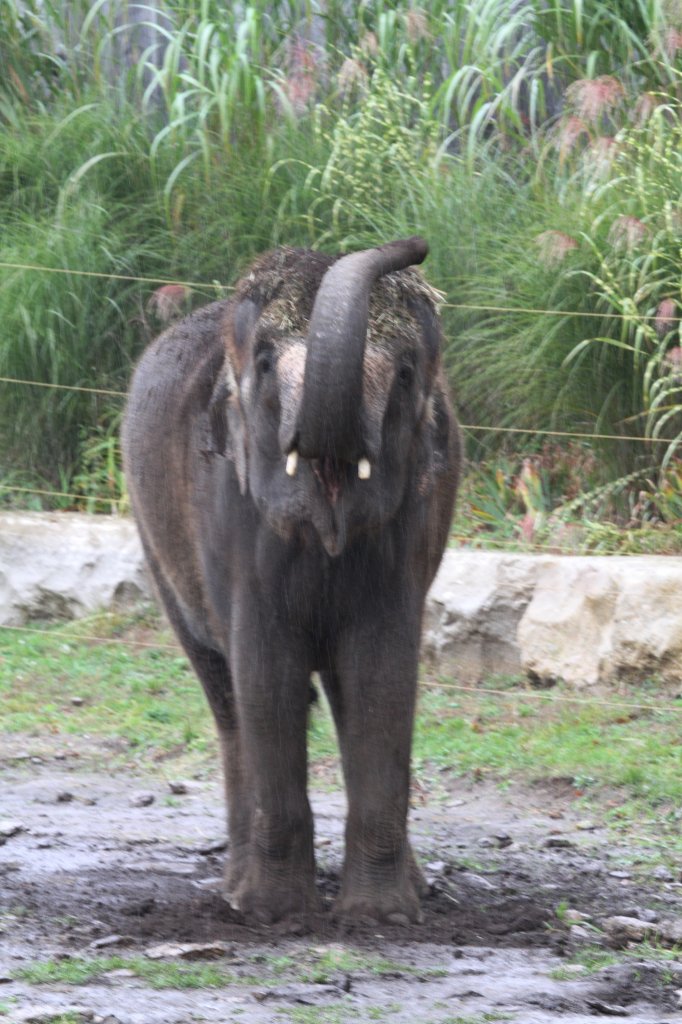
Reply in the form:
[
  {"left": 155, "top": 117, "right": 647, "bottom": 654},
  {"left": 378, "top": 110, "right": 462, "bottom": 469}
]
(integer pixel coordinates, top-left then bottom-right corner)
[
  {"left": 358, "top": 458, "right": 371, "bottom": 480},
  {"left": 285, "top": 449, "right": 299, "bottom": 477}
]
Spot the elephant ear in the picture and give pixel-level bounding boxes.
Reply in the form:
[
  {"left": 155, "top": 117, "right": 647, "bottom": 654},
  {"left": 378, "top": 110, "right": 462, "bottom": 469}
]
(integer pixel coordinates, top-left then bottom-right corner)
[{"left": 208, "top": 298, "right": 262, "bottom": 496}]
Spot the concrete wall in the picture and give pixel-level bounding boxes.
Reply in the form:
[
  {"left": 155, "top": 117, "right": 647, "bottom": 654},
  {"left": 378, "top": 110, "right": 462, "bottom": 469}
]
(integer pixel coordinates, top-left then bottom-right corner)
[{"left": 2, "top": 512, "right": 681, "bottom": 688}]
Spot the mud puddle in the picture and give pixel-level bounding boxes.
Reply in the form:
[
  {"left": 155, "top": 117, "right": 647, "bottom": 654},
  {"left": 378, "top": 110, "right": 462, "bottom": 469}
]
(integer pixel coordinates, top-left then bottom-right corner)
[{"left": 1, "top": 758, "right": 680, "bottom": 1023}]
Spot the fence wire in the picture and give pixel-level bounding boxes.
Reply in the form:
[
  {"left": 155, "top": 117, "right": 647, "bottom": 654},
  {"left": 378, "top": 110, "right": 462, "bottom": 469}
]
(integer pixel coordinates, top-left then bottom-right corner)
[
  {"left": 2, "top": 257, "right": 682, "bottom": 323},
  {"left": 1, "top": 621, "right": 679, "bottom": 715},
  {"left": 1, "top": 267, "right": 679, "bottom": 729}
]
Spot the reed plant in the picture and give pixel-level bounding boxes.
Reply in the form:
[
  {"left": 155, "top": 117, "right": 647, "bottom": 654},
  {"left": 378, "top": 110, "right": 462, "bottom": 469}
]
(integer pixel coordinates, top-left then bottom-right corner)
[{"left": 1, "top": 0, "right": 682, "bottom": 525}]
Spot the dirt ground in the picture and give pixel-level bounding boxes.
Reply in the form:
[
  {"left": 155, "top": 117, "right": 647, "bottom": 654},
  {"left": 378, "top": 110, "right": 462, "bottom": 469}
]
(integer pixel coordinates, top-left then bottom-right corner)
[{"left": 0, "top": 746, "right": 680, "bottom": 1024}]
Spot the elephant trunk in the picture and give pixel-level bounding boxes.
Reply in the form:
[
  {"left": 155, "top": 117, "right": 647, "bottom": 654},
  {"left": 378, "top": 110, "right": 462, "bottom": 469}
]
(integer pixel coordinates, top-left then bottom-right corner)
[{"left": 293, "top": 237, "right": 428, "bottom": 465}]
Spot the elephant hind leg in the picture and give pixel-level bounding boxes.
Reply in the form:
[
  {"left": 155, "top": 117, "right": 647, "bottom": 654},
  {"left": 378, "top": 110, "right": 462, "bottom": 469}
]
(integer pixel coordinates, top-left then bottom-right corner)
[{"left": 148, "top": 574, "right": 250, "bottom": 898}]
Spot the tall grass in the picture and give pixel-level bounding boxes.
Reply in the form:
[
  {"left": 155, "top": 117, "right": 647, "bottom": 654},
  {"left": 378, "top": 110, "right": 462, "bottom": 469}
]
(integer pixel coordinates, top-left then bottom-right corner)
[{"left": 1, "top": 0, "right": 682, "bottom": 513}]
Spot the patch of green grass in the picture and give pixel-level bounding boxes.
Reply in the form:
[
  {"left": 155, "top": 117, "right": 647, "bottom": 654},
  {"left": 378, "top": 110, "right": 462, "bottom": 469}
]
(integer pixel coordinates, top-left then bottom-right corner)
[
  {"left": 2, "top": 610, "right": 681, "bottom": 854},
  {"left": 551, "top": 941, "right": 682, "bottom": 981},
  {"left": 0, "top": 608, "right": 214, "bottom": 764},
  {"left": 14, "top": 955, "right": 233, "bottom": 989},
  {"left": 15, "top": 946, "right": 448, "bottom": 996},
  {"left": 413, "top": 682, "right": 682, "bottom": 839},
  {"left": 255, "top": 946, "right": 445, "bottom": 985},
  {"left": 278, "top": 1007, "right": 357, "bottom": 1024}
]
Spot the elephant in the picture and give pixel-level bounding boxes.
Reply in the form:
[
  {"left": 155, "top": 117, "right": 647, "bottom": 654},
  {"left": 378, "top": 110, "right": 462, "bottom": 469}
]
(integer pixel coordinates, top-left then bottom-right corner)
[{"left": 122, "top": 236, "right": 461, "bottom": 927}]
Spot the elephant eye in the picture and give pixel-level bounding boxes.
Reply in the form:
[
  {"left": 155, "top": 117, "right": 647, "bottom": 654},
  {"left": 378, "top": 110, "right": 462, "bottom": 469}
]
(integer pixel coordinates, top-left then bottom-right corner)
[
  {"left": 255, "top": 349, "right": 273, "bottom": 378},
  {"left": 397, "top": 362, "right": 414, "bottom": 388}
]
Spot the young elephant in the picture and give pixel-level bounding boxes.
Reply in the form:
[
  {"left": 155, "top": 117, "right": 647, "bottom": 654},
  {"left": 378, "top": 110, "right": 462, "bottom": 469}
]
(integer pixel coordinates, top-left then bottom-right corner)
[{"left": 122, "top": 237, "right": 460, "bottom": 926}]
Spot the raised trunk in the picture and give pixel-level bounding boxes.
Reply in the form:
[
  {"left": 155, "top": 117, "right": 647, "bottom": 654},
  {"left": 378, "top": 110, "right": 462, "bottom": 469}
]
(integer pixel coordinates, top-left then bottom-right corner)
[{"left": 294, "top": 237, "right": 428, "bottom": 463}]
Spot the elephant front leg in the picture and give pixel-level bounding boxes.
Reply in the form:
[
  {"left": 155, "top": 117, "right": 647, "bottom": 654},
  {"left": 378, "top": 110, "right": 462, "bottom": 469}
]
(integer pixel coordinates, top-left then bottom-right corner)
[
  {"left": 229, "top": 625, "right": 318, "bottom": 926},
  {"left": 332, "top": 627, "right": 422, "bottom": 925}
]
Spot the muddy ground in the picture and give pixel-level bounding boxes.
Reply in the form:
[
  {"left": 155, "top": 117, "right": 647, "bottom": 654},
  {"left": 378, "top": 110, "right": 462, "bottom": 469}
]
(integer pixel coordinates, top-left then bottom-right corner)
[{"left": 0, "top": 746, "right": 680, "bottom": 1024}]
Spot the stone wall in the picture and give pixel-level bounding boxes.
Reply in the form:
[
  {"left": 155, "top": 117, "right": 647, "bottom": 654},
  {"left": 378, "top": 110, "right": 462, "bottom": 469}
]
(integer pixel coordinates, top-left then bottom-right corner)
[{"left": 2, "top": 512, "right": 681, "bottom": 687}]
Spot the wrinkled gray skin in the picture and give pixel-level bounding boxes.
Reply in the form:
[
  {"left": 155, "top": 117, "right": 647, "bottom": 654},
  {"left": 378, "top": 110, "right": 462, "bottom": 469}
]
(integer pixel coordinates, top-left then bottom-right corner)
[{"left": 122, "top": 238, "right": 460, "bottom": 927}]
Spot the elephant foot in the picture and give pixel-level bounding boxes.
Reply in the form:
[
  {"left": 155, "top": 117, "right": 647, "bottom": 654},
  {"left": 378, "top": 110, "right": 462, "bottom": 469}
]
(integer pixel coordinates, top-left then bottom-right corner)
[
  {"left": 333, "top": 878, "right": 423, "bottom": 926},
  {"left": 227, "top": 870, "right": 320, "bottom": 927},
  {"left": 408, "top": 845, "right": 430, "bottom": 898},
  {"left": 223, "top": 850, "right": 248, "bottom": 901}
]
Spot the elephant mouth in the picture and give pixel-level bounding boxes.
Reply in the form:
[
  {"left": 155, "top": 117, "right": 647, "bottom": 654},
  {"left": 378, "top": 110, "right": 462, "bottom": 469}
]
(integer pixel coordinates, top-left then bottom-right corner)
[{"left": 311, "top": 455, "right": 350, "bottom": 506}]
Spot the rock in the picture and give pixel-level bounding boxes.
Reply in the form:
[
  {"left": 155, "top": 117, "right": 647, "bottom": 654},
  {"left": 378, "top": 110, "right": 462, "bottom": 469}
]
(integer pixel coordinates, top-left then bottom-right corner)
[
  {"left": 144, "top": 941, "right": 234, "bottom": 960},
  {"left": 460, "top": 873, "right": 497, "bottom": 892},
  {"left": 422, "top": 551, "right": 544, "bottom": 681},
  {"left": 88, "top": 934, "right": 135, "bottom": 950},
  {"left": 56, "top": 791, "right": 74, "bottom": 803},
  {"left": 129, "top": 792, "right": 155, "bottom": 808},
  {"left": 4, "top": 513, "right": 682, "bottom": 686},
  {"left": 568, "top": 925, "right": 592, "bottom": 943},
  {"left": 658, "top": 917, "right": 682, "bottom": 945},
  {"left": 168, "top": 780, "right": 189, "bottom": 795},
  {"left": 0, "top": 511, "right": 152, "bottom": 625},
  {"left": 70, "top": 696, "right": 84, "bottom": 706},
  {"left": 519, "top": 554, "right": 682, "bottom": 686},
  {"left": 586, "top": 1000, "right": 629, "bottom": 1016},
  {"left": 563, "top": 909, "right": 591, "bottom": 924},
  {"left": 545, "top": 837, "right": 574, "bottom": 849},
  {"left": 602, "top": 915, "right": 657, "bottom": 945},
  {"left": 0, "top": 820, "right": 24, "bottom": 839}
]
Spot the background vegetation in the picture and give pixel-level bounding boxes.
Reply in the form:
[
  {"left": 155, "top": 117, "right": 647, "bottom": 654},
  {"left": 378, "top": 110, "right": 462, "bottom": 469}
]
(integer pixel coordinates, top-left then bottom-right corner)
[{"left": 2, "top": 0, "right": 682, "bottom": 546}]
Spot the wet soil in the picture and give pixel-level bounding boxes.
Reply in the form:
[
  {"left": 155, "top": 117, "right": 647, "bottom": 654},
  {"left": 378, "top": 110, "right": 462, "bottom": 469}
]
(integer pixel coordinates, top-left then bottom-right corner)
[{"left": 0, "top": 751, "right": 680, "bottom": 1023}]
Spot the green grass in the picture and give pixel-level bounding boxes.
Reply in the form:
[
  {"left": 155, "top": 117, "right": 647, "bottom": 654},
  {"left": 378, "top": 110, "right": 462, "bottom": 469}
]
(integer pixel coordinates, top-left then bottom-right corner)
[
  {"left": 0, "top": 607, "right": 213, "bottom": 763},
  {"left": 13, "top": 945, "right": 446, "bottom": 994},
  {"left": 15, "top": 955, "right": 236, "bottom": 989},
  {"left": 550, "top": 941, "right": 682, "bottom": 981},
  {"left": 1, "top": 608, "right": 680, "bottom": 850}
]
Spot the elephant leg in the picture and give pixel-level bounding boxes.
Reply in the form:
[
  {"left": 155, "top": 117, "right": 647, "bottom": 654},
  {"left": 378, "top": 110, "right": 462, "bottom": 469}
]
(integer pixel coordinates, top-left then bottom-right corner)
[
  {"left": 321, "top": 669, "right": 428, "bottom": 904},
  {"left": 328, "top": 623, "right": 423, "bottom": 924},
  {"left": 228, "top": 601, "right": 318, "bottom": 925},
  {"left": 147, "top": 571, "right": 250, "bottom": 897},
  {"left": 184, "top": 644, "right": 250, "bottom": 897}
]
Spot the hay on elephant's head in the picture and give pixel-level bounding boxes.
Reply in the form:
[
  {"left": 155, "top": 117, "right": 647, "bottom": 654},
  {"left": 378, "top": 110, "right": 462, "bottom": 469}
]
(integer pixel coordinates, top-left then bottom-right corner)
[{"left": 235, "top": 247, "right": 443, "bottom": 348}]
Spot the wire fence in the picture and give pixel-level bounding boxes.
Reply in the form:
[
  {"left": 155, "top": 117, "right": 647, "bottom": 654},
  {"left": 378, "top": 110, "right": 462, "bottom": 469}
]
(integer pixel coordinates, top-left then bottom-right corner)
[
  {"left": 1, "top": 620, "right": 680, "bottom": 715},
  {"left": 1, "top": 261, "right": 679, "bottom": 516},
  {"left": 1, "top": 259, "right": 681, "bottom": 721}
]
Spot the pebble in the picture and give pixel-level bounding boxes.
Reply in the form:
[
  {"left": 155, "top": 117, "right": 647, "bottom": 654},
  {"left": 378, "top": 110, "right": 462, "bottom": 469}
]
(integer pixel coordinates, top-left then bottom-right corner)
[
  {"left": 602, "top": 915, "right": 657, "bottom": 944},
  {"left": 56, "top": 791, "right": 74, "bottom": 803},
  {"left": 461, "top": 873, "right": 497, "bottom": 892},
  {"left": 0, "top": 820, "right": 24, "bottom": 839},
  {"left": 168, "top": 780, "right": 188, "bottom": 795},
  {"left": 129, "top": 792, "right": 155, "bottom": 808},
  {"left": 144, "top": 941, "right": 234, "bottom": 960},
  {"left": 564, "top": 909, "right": 591, "bottom": 923},
  {"left": 569, "top": 924, "right": 592, "bottom": 943},
  {"left": 70, "top": 696, "right": 84, "bottom": 706},
  {"left": 88, "top": 934, "right": 135, "bottom": 950},
  {"left": 544, "top": 837, "right": 574, "bottom": 849}
]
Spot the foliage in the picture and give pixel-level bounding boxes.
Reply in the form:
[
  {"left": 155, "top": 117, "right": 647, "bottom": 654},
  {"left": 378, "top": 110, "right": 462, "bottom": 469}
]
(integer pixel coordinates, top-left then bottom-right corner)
[
  {"left": 270, "top": 68, "right": 445, "bottom": 248},
  {"left": 2, "top": 0, "right": 682, "bottom": 519}
]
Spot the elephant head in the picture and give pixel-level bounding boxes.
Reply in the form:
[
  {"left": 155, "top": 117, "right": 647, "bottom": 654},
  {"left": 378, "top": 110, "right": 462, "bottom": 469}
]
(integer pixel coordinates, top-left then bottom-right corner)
[{"left": 214, "top": 237, "right": 448, "bottom": 556}]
